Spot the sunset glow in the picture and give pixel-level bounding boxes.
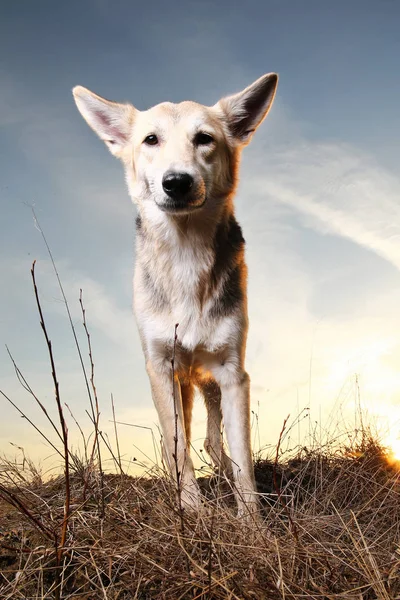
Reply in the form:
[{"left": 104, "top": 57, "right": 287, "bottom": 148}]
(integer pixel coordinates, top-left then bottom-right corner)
[{"left": 387, "top": 438, "right": 400, "bottom": 463}]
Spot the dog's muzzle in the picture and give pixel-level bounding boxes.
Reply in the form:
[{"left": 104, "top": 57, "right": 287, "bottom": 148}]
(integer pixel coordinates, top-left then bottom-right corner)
[{"left": 158, "top": 171, "right": 205, "bottom": 213}]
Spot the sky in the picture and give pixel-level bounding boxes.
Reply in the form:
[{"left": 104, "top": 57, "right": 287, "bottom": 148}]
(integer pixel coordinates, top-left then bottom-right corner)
[{"left": 1, "top": 0, "right": 400, "bottom": 474}]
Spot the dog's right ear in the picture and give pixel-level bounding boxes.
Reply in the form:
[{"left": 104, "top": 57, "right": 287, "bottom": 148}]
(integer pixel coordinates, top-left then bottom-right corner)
[{"left": 72, "top": 86, "right": 135, "bottom": 158}]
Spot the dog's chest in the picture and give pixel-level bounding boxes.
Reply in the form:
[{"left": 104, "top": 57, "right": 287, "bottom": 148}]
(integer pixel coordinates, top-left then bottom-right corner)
[
  {"left": 160, "top": 241, "right": 213, "bottom": 325},
  {"left": 152, "top": 295, "right": 231, "bottom": 352},
  {"left": 136, "top": 237, "right": 230, "bottom": 350}
]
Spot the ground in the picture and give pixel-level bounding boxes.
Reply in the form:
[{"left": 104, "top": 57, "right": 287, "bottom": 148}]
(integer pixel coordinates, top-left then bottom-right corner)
[{"left": 1, "top": 435, "right": 400, "bottom": 599}]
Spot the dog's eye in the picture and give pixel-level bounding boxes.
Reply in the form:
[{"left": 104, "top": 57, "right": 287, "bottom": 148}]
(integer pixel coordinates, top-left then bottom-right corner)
[
  {"left": 143, "top": 134, "right": 158, "bottom": 146},
  {"left": 194, "top": 132, "right": 214, "bottom": 146}
]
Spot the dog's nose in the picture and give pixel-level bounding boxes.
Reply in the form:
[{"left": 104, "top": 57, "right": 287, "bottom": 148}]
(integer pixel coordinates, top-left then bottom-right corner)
[{"left": 162, "top": 172, "right": 193, "bottom": 198}]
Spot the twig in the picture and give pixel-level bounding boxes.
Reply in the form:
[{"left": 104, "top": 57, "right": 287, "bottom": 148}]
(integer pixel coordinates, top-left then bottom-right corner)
[
  {"left": 31, "top": 261, "right": 70, "bottom": 577},
  {"left": 206, "top": 503, "right": 216, "bottom": 599},
  {"left": 111, "top": 394, "right": 123, "bottom": 476},
  {"left": 170, "top": 323, "right": 193, "bottom": 585},
  {"left": 0, "top": 484, "right": 54, "bottom": 541},
  {"left": 79, "top": 289, "right": 105, "bottom": 518},
  {"left": 0, "top": 388, "right": 63, "bottom": 460},
  {"left": 85, "top": 410, "right": 122, "bottom": 470},
  {"left": 273, "top": 414, "right": 299, "bottom": 542},
  {"left": 6, "top": 346, "right": 63, "bottom": 444},
  {"left": 65, "top": 402, "right": 88, "bottom": 465},
  {"left": 171, "top": 323, "right": 184, "bottom": 531},
  {"left": 31, "top": 208, "right": 96, "bottom": 427},
  {"left": 111, "top": 420, "right": 161, "bottom": 467}
]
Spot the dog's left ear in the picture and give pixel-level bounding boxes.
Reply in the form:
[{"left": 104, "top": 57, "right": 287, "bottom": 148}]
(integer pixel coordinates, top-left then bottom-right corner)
[{"left": 215, "top": 73, "right": 278, "bottom": 145}]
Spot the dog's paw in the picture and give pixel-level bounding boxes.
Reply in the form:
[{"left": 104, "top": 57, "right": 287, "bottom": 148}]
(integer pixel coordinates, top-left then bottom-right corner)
[{"left": 179, "top": 482, "right": 202, "bottom": 512}]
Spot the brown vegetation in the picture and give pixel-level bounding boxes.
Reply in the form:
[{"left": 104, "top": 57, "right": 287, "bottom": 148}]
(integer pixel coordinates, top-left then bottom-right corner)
[
  {"left": 1, "top": 434, "right": 400, "bottom": 599},
  {"left": 1, "top": 235, "right": 400, "bottom": 598}
]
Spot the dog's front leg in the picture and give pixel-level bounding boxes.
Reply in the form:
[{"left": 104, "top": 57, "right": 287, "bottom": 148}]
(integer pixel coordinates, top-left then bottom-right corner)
[
  {"left": 217, "top": 370, "right": 258, "bottom": 516},
  {"left": 146, "top": 360, "right": 201, "bottom": 510}
]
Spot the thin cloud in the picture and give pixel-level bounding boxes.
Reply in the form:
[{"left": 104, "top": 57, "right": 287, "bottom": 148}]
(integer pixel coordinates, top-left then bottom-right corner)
[{"left": 248, "top": 141, "right": 400, "bottom": 271}]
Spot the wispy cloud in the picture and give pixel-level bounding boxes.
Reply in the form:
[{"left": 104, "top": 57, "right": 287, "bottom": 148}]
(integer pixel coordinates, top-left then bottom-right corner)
[{"left": 248, "top": 140, "right": 400, "bottom": 271}]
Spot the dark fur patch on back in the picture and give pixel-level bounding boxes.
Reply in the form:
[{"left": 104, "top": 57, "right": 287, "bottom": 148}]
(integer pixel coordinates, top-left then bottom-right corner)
[{"left": 209, "top": 214, "right": 246, "bottom": 318}]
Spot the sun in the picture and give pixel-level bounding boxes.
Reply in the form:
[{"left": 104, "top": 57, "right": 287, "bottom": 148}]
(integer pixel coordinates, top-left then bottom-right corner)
[{"left": 386, "top": 437, "right": 400, "bottom": 463}]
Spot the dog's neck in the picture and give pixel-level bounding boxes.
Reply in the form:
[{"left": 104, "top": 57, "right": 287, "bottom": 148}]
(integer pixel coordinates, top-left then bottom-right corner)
[
  {"left": 135, "top": 194, "right": 235, "bottom": 254},
  {"left": 133, "top": 194, "right": 244, "bottom": 313}
]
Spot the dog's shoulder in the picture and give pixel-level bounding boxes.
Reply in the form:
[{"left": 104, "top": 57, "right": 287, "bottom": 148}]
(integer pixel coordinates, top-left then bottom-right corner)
[{"left": 209, "top": 213, "right": 247, "bottom": 318}]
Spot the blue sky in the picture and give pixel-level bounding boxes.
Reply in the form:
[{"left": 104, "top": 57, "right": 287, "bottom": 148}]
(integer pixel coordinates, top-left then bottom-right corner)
[{"left": 1, "top": 0, "right": 400, "bottom": 470}]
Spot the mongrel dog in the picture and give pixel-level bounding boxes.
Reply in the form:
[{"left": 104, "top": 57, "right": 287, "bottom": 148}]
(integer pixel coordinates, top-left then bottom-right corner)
[{"left": 73, "top": 72, "right": 278, "bottom": 515}]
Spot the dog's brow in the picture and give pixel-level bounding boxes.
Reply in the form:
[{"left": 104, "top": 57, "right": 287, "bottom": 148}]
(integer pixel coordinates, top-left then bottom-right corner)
[
  {"left": 137, "top": 120, "right": 166, "bottom": 141},
  {"left": 141, "top": 118, "right": 162, "bottom": 131},
  {"left": 192, "top": 118, "right": 211, "bottom": 131},
  {"left": 140, "top": 117, "right": 216, "bottom": 140}
]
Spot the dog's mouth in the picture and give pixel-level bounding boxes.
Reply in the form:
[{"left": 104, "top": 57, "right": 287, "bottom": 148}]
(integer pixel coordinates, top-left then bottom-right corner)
[{"left": 156, "top": 197, "right": 206, "bottom": 215}]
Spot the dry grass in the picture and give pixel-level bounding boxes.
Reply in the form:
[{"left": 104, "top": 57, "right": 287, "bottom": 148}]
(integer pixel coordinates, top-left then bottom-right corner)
[
  {"left": 1, "top": 433, "right": 400, "bottom": 599},
  {"left": 1, "top": 231, "right": 400, "bottom": 598}
]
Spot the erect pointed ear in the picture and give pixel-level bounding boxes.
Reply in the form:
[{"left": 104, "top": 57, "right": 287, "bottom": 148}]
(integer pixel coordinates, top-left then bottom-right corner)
[
  {"left": 72, "top": 86, "right": 136, "bottom": 157},
  {"left": 215, "top": 73, "right": 278, "bottom": 145}
]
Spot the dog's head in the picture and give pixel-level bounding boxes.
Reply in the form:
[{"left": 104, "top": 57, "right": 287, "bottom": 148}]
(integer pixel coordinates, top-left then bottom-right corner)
[{"left": 73, "top": 73, "right": 278, "bottom": 217}]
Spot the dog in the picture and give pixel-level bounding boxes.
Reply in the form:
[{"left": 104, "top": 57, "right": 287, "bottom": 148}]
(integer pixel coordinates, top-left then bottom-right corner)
[{"left": 73, "top": 72, "right": 278, "bottom": 515}]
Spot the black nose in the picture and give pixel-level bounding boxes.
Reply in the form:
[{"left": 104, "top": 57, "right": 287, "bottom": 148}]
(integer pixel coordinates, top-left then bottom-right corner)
[{"left": 162, "top": 171, "right": 193, "bottom": 198}]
